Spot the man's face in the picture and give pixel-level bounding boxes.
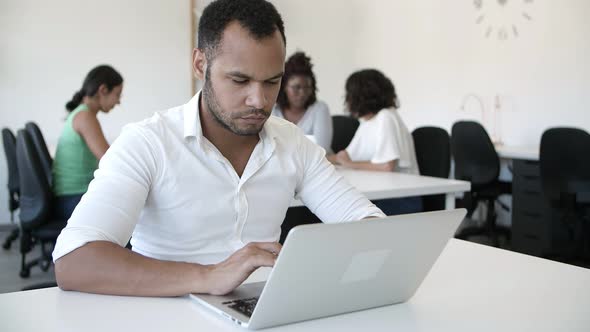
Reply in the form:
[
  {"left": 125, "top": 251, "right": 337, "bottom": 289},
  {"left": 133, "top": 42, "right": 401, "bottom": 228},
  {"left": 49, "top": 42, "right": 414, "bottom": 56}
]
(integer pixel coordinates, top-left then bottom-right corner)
[{"left": 202, "top": 22, "right": 285, "bottom": 136}]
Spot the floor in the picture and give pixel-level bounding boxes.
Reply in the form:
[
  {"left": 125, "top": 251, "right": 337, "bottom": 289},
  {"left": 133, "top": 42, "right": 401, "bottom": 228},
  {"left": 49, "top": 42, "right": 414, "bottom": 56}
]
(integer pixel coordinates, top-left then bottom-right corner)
[{"left": 0, "top": 229, "right": 56, "bottom": 294}]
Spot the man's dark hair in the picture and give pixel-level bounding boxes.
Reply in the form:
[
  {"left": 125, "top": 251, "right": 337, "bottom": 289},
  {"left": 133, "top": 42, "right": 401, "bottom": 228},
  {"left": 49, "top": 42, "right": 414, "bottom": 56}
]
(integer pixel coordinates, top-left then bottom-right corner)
[
  {"left": 276, "top": 52, "right": 317, "bottom": 110},
  {"left": 198, "top": 0, "right": 286, "bottom": 61},
  {"left": 345, "top": 69, "right": 400, "bottom": 117}
]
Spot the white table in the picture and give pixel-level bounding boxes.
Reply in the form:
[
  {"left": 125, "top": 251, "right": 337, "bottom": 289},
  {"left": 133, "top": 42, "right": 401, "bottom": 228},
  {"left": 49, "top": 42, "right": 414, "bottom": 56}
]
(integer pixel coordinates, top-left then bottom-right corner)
[
  {"left": 291, "top": 169, "right": 470, "bottom": 210},
  {"left": 1, "top": 239, "right": 589, "bottom": 332}
]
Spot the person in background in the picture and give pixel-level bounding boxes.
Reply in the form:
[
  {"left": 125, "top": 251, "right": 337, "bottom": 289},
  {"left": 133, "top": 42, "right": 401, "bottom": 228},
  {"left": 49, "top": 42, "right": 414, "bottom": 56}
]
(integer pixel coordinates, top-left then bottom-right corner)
[
  {"left": 328, "top": 69, "right": 421, "bottom": 215},
  {"left": 272, "top": 52, "right": 333, "bottom": 152},
  {"left": 52, "top": 65, "right": 123, "bottom": 220}
]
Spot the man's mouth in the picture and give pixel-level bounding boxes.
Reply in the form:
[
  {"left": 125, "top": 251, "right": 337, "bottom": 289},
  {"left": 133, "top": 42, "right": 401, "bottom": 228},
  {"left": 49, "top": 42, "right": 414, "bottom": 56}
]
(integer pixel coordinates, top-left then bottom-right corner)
[
  {"left": 241, "top": 114, "right": 267, "bottom": 119},
  {"left": 239, "top": 113, "right": 268, "bottom": 125}
]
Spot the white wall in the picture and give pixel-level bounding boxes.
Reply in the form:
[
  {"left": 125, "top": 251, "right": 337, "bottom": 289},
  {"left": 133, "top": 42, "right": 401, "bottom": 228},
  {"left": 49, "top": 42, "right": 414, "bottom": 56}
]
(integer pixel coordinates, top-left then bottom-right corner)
[
  {"left": 275, "top": 0, "right": 590, "bottom": 145},
  {"left": 272, "top": 0, "right": 365, "bottom": 116},
  {"left": 2, "top": 0, "right": 588, "bottom": 224},
  {"left": 0, "top": 0, "right": 192, "bottom": 224}
]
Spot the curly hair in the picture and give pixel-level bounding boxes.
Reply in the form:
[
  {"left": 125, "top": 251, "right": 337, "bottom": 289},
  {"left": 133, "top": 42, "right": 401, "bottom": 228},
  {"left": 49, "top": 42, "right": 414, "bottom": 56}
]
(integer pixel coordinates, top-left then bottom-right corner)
[
  {"left": 276, "top": 52, "right": 317, "bottom": 110},
  {"left": 198, "top": 0, "right": 286, "bottom": 62},
  {"left": 345, "top": 69, "right": 399, "bottom": 117}
]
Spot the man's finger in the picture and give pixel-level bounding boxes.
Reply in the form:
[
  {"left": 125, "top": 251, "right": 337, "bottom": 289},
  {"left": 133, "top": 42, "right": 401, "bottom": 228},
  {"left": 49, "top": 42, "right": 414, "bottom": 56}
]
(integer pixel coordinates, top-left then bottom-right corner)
[
  {"left": 247, "top": 250, "right": 278, "bottom": 268},
  {"left": 249, "top": 242, "right": 282, "bottom": 255}
]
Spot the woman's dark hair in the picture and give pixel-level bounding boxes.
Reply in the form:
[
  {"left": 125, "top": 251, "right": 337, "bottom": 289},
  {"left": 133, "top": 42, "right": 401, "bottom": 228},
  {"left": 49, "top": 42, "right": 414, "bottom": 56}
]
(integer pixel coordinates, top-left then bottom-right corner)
[
  {"left": 276, "top": 52, "right": 317, "bottom": 110},
  {"left": 66, "top": 65, "right": 123, "bottom": 112},
  {"left": 345, "top": 69, "right": 399, "bottom": 117},
  {"left": 198, "top": 0, "right": 285, "bottom": 62}
]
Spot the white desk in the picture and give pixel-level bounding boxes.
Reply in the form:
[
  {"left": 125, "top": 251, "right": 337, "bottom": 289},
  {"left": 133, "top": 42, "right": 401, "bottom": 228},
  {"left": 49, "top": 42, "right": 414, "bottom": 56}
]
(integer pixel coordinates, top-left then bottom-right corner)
[
  {"left": 1, "top": 239, "right": 589, "bottom": 332},
  {"left": 291, "top": 169, "right": 470, "bottom": 210}
]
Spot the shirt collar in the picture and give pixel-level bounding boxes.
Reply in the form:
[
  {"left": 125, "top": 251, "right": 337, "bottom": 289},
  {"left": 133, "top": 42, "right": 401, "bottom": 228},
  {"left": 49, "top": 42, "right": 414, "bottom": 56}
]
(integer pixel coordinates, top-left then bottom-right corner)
[
  {"left": 183, "top": 91, "right": 202, "bottom": 140},
  {"left": 182, "top": 90, "right": 278, "bottom": 148}
]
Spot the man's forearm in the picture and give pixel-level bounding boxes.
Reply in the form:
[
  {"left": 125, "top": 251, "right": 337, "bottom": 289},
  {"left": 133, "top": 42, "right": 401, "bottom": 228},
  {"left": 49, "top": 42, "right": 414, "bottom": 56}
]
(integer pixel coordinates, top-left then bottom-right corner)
[{"left": 55, "top": 241, "right": 212, "bottom": 297}]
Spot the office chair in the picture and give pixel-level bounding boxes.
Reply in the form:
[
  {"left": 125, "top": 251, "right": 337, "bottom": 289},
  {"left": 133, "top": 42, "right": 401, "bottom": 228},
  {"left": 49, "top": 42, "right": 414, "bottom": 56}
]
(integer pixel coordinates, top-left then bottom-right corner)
[
  {"left": 16, "top": 129, "right": 66, "bottom": 278},
  {"left": 331, "top": 115, "right": 359, "bottom": 153},
  {"left": 2, "top": 128, "right": 20, "bottom": 250},
  {"left": 451, "top": 121, "right": 511, "bottom": 247},
  {"left": 280, "top": 115, "right": 359, "bottom": 243},
  {"left": 25, "top": 122, "right": 53, "bottom": 186},
  {"left": 412, "top": 126, "right": 451, "bottom": 211},
  {"left": 540, "top": 127, "right": 590, "bottom": 261}
]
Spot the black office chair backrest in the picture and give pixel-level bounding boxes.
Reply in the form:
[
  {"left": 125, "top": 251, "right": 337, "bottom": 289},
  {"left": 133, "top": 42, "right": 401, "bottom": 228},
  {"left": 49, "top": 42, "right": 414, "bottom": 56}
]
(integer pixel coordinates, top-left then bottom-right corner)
[
  {"left": 451, "top": 121, "right": 499, "bottom": 187},
  {"left": 25, "top": 122, "right": 53, "bottom": 186},
  {"left": 2, "top": 128, "right": 20, "bottom": 211},
  {"left": 331, "top": 115, "right": 360, "bottom": 153},
  {"left": 16, "top": 129, "right": 52, "bottom": 229},
  {"left": 540, "top": 127, "right": 590, "bottom": 203},
  {"left": 412, "top": 126, "right": 450, "bottom": 178}
]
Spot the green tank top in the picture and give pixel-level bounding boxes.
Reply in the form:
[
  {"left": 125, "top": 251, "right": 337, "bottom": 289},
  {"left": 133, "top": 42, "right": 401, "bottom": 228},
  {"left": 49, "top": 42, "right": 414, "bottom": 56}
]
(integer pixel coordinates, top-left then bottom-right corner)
[{"left": 52, "top": 104, "right": 99, "bottom": 196}]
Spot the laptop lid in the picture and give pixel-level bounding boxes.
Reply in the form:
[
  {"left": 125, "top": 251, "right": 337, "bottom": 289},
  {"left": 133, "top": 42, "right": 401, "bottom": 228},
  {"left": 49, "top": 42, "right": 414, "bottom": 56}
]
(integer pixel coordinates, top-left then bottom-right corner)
[{"left": 247, "top": 208, "right": 465, "bottom": 329}]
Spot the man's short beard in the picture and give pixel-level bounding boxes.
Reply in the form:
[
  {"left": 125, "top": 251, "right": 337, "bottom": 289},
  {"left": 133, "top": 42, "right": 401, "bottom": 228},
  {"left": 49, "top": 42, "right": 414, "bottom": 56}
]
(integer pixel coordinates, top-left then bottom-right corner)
[{"left": 202, "top": 68, "right": 267, "bottom": 136}]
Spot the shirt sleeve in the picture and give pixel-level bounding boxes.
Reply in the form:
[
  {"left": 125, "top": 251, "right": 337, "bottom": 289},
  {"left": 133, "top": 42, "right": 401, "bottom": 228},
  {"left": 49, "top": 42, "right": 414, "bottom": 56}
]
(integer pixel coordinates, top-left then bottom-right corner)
[
  {"left": 52, "top": 124, "right": 159, "bottom": 262},
  {"left": 295, "top": 134, "right": 385, "bottom": 223},
  {"left": 345, "top": 129, "right": 362, "bottom": 159},
  {"left": 311, "top": 102, "right": 333, "bottom": 153},
  {"left": 371, "top": 112, "right": 401, "bottom": 164}
]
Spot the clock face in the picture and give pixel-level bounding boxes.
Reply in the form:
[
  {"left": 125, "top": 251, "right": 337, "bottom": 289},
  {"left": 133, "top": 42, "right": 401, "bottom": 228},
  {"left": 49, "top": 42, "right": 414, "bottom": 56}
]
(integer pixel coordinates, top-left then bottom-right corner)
[{"left": 473, "top": 0, "right": 534, "bottom": 41}]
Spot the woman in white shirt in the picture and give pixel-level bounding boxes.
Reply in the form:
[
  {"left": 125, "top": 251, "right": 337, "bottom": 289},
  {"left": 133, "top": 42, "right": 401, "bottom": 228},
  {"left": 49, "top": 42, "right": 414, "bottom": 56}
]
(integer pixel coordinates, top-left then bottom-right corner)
[
  {"left": 272, "top": 52, "right": 333, "bottom": 152},
  {"left": 328, "top": 69, "right": 422, "bottom": 215}
]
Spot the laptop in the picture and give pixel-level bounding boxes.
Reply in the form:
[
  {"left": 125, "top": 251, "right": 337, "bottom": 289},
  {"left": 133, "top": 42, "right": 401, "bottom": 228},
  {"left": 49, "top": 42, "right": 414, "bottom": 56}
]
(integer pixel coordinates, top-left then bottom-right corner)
[{"left": 191, "top": 208, "right": 466, "bottom": 329}]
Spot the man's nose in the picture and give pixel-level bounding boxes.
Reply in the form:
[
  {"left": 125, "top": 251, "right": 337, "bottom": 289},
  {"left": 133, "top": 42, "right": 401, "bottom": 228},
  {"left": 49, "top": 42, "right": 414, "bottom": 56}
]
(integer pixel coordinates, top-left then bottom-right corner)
[{"left": 246, "top": 84, "right": 267, "bottom": 110}]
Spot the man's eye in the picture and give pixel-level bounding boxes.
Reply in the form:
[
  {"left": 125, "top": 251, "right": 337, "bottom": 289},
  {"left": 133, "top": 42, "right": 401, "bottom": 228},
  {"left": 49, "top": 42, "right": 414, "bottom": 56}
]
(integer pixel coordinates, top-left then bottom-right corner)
[
  {"left": 266, "top": 80, "right": 281, "bottom": 85},
  {"left": 232, "top": 79, "right": 247, "bottom": 84}
]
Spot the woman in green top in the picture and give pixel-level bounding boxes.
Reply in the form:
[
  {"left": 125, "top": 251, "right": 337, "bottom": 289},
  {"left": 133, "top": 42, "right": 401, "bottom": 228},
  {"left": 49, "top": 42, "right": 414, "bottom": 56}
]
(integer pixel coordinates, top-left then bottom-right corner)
[{"left": 52, "top": 65, "right": 123, "bottom": 220}]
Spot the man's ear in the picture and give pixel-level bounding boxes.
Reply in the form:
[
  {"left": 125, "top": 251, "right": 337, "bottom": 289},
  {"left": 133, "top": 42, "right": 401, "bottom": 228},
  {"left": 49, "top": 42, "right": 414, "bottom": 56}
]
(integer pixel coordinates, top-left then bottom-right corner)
[{"left": 192, "top": 48, "right": 207, "bottom": 81}]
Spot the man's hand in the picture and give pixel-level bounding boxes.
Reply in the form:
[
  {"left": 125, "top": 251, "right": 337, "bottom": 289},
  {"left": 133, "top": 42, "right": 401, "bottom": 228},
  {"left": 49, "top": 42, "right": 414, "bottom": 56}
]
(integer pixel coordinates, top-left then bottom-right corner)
[{"left": 205, "top": 242, "right": 282, "bottom": 295}]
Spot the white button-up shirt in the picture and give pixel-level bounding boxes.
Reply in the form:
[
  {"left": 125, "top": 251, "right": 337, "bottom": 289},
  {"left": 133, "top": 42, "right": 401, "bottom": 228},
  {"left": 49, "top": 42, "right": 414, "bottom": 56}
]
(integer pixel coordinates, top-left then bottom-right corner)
[{"left": 53, "top": 93, "right": 384, "bottom": 265}]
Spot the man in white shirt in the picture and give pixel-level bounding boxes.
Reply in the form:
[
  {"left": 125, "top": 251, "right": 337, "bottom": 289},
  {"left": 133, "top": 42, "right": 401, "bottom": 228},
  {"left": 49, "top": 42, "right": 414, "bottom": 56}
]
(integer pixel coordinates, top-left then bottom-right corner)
[{"left": 53, "top": 0, "right": 384, "bottom": 297}]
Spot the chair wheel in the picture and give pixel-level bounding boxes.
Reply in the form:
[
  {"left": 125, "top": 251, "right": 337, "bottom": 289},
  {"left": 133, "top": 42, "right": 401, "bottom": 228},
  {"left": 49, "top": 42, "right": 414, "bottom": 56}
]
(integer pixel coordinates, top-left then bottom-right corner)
[
  {"left": 2, "top": 241, "right": 10, "bottom": 250},
  {"left": 20, "top": 268, "right": 30, "bottom": 278},
  {"left": 40, "top": 260, "right": 51, "bottom": 271}
]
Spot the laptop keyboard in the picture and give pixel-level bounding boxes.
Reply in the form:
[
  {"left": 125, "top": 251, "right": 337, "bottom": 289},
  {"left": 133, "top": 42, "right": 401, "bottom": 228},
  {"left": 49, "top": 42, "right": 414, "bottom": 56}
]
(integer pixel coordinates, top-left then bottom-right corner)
[{"left": 223, "top": 297, "right": 259, "bottom": 318}]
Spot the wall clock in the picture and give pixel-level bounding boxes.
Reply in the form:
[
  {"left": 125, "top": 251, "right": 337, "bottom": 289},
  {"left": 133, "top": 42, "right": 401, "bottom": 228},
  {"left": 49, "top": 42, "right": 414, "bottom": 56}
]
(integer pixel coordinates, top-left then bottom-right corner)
[{"left": 473, "top": 0, "right": 535, "bottom": 41}]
